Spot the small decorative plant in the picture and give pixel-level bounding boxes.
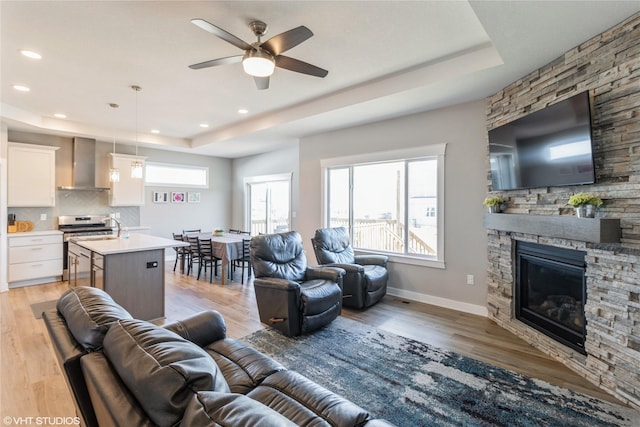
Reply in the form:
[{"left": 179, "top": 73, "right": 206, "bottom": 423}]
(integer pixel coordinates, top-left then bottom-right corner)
[
  {"left": 214, "top": 228, "right": 224, "bottom": 236},
  {"left": 567, "top": 193, "right": 603, "bottom": 207},
  {"left": 483, "top": 196, "right": 504, "bottom": 207}
]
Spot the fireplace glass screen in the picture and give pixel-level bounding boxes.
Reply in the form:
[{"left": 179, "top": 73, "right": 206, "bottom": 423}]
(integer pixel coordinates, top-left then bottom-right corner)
[{"left": 515, "top": 241, "right": 587, "bottom": 354}]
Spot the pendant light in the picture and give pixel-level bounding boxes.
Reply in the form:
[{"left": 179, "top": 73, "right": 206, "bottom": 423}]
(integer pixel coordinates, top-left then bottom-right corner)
[
  {"left": 130, "top": 85, "right": 143, "bottom": 179},
  {"left": 108, "top": 103, "right": 120, "bottom": 183}
]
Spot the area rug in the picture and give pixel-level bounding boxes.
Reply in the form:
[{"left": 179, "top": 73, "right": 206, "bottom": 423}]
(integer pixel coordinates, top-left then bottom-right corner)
[
  {"left": 30, "top": 300, "right": 58, "bottom": 319},
  {"left": 242, "top": 317, "right": 639, "bottom": 426}
]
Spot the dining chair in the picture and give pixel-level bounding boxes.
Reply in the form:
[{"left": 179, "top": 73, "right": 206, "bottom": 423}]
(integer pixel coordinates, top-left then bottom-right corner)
[
  {"left": 171, "top": 233, "right": 189, "bottom": 273},
  {"left": 197, "top": 237, "right": 220, "bottom": 283},
  {"left": 185, "top": 235, "right": 201, "bottom": 276},
  {"left": 235, "top": 238, "right": 252, "bottom": 284},
  {"left": 183, "top": 228, "right": 201, "bottom": 235}
]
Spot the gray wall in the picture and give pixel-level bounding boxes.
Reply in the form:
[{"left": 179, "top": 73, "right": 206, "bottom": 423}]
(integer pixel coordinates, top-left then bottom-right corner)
[{"left": 298, "top": 100, "right": 489, "bottom": 313}]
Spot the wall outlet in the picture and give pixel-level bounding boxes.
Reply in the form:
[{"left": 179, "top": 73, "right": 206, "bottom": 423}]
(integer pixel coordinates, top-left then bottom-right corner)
[
  {"left": 115, "top": 212, "right": 121, "bottom": 219},
  {"left": 466, "top": 274, "right": 475, "bottom": 285},
  {"left": 40, "top": 213, "right": 47, "bottom": 221}
]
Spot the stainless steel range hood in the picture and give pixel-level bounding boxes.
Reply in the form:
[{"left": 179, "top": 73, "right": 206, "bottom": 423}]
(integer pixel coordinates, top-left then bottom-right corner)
[{"left": 58, "top": 137, "right": 110, "bottom": 191}]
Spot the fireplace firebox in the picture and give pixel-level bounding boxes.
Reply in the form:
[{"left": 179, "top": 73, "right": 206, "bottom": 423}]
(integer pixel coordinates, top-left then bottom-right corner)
[{"left": 515, "top": 241, "right": 587, "bottom": 354}]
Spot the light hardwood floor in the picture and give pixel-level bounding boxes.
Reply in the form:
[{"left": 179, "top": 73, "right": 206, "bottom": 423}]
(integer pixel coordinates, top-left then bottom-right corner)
[{"left": 0, "top": 265, "right": 626, "bottom": 421}]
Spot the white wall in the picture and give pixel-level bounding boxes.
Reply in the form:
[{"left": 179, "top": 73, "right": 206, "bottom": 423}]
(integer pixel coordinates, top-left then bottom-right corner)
[
  {"left": 298, "top": 100, "right": 489, "bottom": 314},
  {"left": 231, "top": 145, "right": 299, "bottom": 231}
]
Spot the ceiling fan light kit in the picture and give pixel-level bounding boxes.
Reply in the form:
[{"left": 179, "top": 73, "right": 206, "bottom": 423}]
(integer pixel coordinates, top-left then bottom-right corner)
[
  {"left": 189, "top": 18, "right": 328, "bottom": 90},
  {"left": 242, "top": 47, "right": 275, "bottom": 77}
]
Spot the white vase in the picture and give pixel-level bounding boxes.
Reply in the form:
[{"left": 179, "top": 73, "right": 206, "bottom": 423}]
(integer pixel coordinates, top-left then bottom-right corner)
[{"left": 575, "top": 205, "right": 595, "bottom": 218}]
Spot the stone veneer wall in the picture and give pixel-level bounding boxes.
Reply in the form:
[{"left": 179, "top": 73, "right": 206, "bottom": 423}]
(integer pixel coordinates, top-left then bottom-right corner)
[{"left": 485, "top": 13, "right": 640, "bottom": 408}]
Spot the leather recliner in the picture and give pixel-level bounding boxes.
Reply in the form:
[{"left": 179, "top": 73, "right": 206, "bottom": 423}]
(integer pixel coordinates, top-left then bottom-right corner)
[
  {"left": 311, "top": 227, "right": 389, "bottom": 309},
  {"left": 250, "top": 231, "right": 345, "bottom": 336}
]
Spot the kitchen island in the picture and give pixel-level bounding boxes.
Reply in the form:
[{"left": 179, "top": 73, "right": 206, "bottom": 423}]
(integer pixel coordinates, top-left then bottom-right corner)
[{"left": 72, "top": 234, "right": 187, "bottom": 320}]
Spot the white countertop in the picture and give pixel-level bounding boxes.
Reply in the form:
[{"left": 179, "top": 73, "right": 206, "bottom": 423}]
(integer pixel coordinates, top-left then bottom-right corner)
[{"left": 72, "top": 233, "right": 187, "bottom": 255}]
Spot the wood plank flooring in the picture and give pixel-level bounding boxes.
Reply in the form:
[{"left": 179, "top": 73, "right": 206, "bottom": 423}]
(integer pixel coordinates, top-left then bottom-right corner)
[{"left": 0, "top": 265, "right": 626, "bottom": 421}]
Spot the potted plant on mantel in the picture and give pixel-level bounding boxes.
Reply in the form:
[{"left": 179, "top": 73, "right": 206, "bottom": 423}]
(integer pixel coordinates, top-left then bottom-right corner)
[
  {"left": 568, "top": 192, "right": 603, "bottom": 218},
  {"left": 483, "top": 196, "right": 505, "bottom": 214}
]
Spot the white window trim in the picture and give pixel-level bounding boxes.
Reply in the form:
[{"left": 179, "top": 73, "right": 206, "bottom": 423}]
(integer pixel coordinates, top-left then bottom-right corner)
[
  {"left": 144, "top": 161, "right": 209, "bottom": 188},
  {"left": 321, "top": 144, "right": 446, "bottom": 269}
]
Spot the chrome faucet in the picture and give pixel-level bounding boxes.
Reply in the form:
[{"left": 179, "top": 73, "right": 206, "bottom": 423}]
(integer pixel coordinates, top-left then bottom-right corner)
[{"left": 111, "top": 217, "right": 122, "bottom": 237}]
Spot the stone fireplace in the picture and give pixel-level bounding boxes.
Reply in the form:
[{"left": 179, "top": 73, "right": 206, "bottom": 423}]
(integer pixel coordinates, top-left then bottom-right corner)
[{"left": 484, "top": 12, "right": 640, "bottom": 409}]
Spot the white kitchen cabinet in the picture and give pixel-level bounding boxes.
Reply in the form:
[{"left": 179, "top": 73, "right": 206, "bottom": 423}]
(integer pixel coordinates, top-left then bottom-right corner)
[
  {"left": 109, "top": 153, "right": 146, "bottom": 206},
  {"left": 8, "top": 142, "right": 59, "bottom": 207},
  {"left": 8, "top": 232, "right": 63, "bottom": 286}
]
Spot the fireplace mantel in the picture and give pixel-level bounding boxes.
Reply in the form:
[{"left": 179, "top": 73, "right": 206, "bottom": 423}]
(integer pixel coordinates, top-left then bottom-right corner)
[{"left": 483, "top": 213, "right": 621, "bottom": 243}]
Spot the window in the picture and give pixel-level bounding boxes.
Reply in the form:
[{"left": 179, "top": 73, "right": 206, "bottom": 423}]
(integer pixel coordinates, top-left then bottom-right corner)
[
  {"left": 145, "top": 162, "right": 208, "bottom": 188},
  {"left": 322, "top": 144, "right": 445, "bottom": 267},
  {"left": 244, "top": 173, "right": 292, "bottom": 235}
]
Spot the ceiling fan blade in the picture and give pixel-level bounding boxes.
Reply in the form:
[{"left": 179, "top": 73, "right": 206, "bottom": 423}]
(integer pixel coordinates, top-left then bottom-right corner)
[
  {"left": 254, "top": 76, "right": 270, "bottom": 90},
  {"left": 191, "top": 18, "right": 253, "bottom": 51},
  {"left": 189, "top": 55, "right": 243, "bottom": 70},
  {"left": 275, "top": 55, "right": 328, "bottom": 78},
  {"left": 261, "top": 26, "right": 313, "bottom": 56}
]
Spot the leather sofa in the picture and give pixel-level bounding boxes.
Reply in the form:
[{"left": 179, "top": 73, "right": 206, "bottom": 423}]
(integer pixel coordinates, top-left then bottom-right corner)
[{"left": 43, "top": 286, "right": 393, "bottom": 427}]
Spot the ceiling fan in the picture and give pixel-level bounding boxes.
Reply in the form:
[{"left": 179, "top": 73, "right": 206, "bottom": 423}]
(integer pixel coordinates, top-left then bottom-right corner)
[{"left": 188, "top": 18, "right": 328, "bottom": 90}]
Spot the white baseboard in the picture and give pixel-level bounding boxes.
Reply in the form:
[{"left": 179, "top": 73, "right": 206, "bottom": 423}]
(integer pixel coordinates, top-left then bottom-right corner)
[{"left": 387, "top": 287, "right": 488, "bottom": 317}]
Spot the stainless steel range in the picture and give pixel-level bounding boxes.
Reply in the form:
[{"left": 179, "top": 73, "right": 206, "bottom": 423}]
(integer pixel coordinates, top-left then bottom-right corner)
[{"left": 59, "top": 215, "right": 114, "bottom": 281}]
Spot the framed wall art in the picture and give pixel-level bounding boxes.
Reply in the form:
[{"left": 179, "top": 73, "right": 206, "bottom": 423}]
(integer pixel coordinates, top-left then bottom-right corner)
[
  {"left": 153, "top": 191, "right": 169, "bottom": 203},
  {"left": 171, "top": 191, "right": 186, "bottom": 203},
  {"left": 187, "top": 192, "right": 201, "bottom": 203}
]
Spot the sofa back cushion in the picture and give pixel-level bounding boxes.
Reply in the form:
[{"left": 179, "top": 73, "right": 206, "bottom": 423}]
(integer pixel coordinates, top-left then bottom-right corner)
[
  {"left": 311, "top": 227, "right": 356, "bottom": 265},
  {"left": 183, "top": 391, "right": 297, "bottom": 426},
  {"left": 103, "top": 319, "right": 230, "bottom": 426},
  {"left": 250, "top": 231, "right": 308, "bottom": 282},
  {"left": 56, "top": 286, "right": 132, "bottom": 351}
]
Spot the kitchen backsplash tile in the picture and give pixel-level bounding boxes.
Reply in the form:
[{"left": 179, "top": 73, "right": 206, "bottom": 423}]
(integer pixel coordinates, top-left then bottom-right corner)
[{"left": 8, "top": 190, "right": 140, "bottom": 232}]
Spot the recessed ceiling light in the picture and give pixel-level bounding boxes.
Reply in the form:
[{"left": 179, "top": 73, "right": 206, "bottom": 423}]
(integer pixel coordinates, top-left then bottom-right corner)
[
  {"left": 13, "top": 84, "right": 30, "bottom": 92},
  {"left": 54, "top": 113, "right": 67, "bottom": 119},
  {"left": 199, "top": 123, "right": 209, "bottom": 128},
  {"left": 238, "top": 108, "right": 249, "bottom": 114},
  {"left": 151, "top": 129, "right": 160, "bottom": 134},
  {"left": 20, "top": 50, "right": 42, "bottom": 59}
]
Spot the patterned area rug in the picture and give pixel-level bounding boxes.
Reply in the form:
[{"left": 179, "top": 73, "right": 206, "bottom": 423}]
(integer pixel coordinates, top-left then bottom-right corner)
[{"left": 243, "top": 316, "right": 639, "bottom": 426}]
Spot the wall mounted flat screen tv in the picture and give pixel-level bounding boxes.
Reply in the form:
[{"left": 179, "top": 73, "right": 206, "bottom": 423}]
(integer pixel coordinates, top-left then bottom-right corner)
[{"left": 488, "top": 91, "right": 595, "bottom": 191}]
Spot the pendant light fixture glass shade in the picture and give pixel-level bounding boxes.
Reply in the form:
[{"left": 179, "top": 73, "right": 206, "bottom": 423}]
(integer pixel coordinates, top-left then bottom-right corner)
[
  {"left": 131, "top": 85, "right": 143, "bottom": 179},
  {"left": 108, "top": 103, "right": 120, "bottom": 182}
]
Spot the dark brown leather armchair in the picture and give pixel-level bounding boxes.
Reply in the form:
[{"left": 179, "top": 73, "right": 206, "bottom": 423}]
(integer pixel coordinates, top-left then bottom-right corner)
[
  {"left": 250, "top": 231, "right": 345, "bottom": 336},
  {"left": 311, "top": 227, "right": 388, "bottom": 309}
]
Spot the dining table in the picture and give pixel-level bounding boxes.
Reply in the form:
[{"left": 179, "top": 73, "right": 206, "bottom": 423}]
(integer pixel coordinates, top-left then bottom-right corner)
[{"left": 184, "top": 232, "right": 247, "bottom": 285}]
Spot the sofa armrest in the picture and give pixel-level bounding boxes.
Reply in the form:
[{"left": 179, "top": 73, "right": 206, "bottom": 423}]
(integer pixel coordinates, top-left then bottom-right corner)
[
  {"left": 254, "top": 277, "right": 301, "bottom": 290},
  {"left": 42, "top": 309, "right": 98, "bottom": 427},
  {"left": 163, "top": 310, "right": 226, "bottom": 348},
  {"left": 355, "top": 254, "right": 388, "bottom": 267},
  {"left": 322, "top": 263, "right": 364, "bottom": 274},
  {"left": 306, "top": 266, "right": 346, "bottom": 282}
]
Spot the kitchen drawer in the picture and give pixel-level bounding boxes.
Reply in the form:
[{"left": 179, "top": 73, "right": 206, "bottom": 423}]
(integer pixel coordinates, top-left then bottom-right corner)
[
  {"left": 9, "top": 234, "right": 62, "bottom": 247},
  {"left": 9, "top": 259, "right": 63, "bottom": 282},
  {"left": 9, "top": 244, "right": 62, "bottom": 264}
]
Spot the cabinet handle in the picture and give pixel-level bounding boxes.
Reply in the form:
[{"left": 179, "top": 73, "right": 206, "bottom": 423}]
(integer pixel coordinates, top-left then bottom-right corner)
[
  {"left": 30, "top": 239, "right": 43, "bottom": 242},
  {"left": 30, "top": 247, "right": 43, "bottom": 251},
  {"left": 31, "top": 264, "right": 44, "bottom": 267}
]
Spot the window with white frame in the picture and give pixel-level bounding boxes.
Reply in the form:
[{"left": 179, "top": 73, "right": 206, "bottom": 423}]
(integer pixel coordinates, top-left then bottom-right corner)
[
  {"left": 322, "top": 144, "right": 445, "bottom": 267},
  {"left": 145, "top": 162, "right": 209, "bottom": 188}
]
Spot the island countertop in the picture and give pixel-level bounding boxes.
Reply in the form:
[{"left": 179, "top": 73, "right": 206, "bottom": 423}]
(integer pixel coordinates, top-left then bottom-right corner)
[{"left": 71, "top": 233, "right": 187, "bottom": 255}]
